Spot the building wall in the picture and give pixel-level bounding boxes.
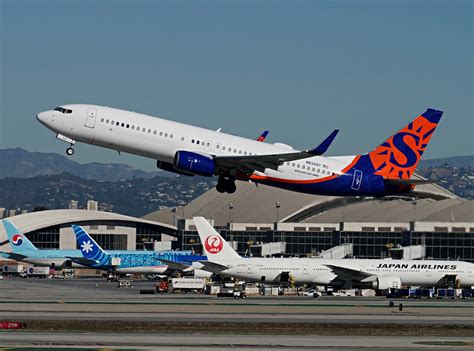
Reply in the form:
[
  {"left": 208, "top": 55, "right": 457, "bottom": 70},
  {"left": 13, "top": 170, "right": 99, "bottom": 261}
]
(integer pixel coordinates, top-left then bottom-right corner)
[{"left": 178, "top": 226, "right": 474, "bottom": 262}]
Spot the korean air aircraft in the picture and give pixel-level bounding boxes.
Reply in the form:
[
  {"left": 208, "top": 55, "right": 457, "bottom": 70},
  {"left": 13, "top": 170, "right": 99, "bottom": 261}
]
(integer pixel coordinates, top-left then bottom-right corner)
[
  {"left": 194, "top": 217, "right": 474, "bottom": 289},
  {"left": 1, "top": 219, "right": 191, "bottom": 272},
  {"left": 72, "top": 224, "right": 210, "bottom": 277},
  {"left": 37, "top": 105, "right": 442, "bottom": 196}
]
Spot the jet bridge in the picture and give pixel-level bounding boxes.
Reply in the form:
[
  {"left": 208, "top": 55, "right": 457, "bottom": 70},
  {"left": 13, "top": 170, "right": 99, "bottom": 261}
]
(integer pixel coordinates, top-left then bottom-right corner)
[
  {"left": 314, "top": 243, "right": 353, "bottom": 259},
  {"left": 389, "top": 245, "right": 426, "bottom": 260}
]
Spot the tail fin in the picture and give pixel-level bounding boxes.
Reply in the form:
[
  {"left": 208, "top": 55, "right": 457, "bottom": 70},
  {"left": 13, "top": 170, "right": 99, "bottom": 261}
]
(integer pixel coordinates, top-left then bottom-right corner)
[
  {"left": 72, "top": 225, "right": 108, "bottom": 264},
  {"left": 257, "top": 130, "right": 269, "bottom": 142},
  {"left": 193, "top": 217, "right": 241, "bottom": 261},
  {"left": 2, "top": 219, "right": 37, "bottom": 251},
  {"left": 367, "top": 108, "right": 443, "bottom": 179}
]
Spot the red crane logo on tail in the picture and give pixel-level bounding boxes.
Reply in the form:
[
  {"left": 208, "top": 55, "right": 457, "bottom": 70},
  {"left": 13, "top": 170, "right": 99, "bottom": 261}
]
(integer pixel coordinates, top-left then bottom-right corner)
[{"left": 204, "top": 235, "right": 223, "bottom": 254}]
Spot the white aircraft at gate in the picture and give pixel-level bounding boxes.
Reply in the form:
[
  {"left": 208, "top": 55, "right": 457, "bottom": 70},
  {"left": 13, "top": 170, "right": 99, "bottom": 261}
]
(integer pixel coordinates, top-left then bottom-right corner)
[
  {"left": 193, "top": 217, "right": 474, "bottom": 289},
  {"left": 37, "top": 104, "right": 443, "bottom": 197}
]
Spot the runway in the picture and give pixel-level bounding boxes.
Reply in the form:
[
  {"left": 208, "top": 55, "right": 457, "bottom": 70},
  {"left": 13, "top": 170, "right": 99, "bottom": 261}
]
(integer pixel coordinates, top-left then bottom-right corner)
[
  {"left": 1, "top": 332, "right": 474, "bottom": 350},
  {"left": 1, "top": 277, "right": 473, "bottom": 349}
]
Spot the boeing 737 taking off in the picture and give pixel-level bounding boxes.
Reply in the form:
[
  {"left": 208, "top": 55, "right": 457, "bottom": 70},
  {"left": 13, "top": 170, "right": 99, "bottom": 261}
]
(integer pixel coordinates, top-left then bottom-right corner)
[{"left": 37, "top": 105, "right": 442, "bottom": 197}]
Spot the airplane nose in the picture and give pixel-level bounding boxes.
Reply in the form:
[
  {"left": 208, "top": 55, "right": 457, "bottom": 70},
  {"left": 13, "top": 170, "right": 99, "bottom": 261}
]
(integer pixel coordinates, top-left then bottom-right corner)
[{"left": 36, "top": 111, "right": 49, "bottom": 126}]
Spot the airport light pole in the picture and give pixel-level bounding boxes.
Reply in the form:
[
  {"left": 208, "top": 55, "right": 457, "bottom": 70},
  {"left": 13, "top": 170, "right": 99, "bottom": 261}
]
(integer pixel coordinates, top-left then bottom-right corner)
[
  {"left": 275, "top": 201, "right": 281, "bottom": 223},
  {"left": 228, "top": 203, "right": 234, "bottom": 230},
  {"left": 171, "top": 207, "right": 177, "bottom": 228},
  {"left": 411, "top": 198, "right": 417, "bottom": 232}
]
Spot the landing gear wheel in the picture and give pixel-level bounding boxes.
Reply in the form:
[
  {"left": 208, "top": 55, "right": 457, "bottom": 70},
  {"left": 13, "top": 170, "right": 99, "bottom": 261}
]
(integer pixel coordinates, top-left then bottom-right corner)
[
  {"left": 216, "top": 181, "right": 226, "bottom": 193},
  {"left": 66, "top": 147, "right": 75, "bottom": 156},
  {"left": 216, "top": 177, "right": 236, "bottom": 194},
  {"left": 225, "top": 181, "right": 236, "bottom": 194}
]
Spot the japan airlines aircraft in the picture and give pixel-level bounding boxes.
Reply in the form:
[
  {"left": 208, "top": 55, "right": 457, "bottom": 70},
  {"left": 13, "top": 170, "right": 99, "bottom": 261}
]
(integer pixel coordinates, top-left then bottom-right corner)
[
  {"left": 194, "top": 217, "right": 474, "bottom": 289},
  {"left": 1, "top": 219, "right": 191, "bottom": 272},
  {"left": 37, "top": 104, "right": 442, "bottom": 196}
]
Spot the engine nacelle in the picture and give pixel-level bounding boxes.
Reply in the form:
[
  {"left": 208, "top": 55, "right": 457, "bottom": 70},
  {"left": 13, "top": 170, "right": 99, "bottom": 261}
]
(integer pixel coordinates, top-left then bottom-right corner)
[
  {"left": 372, "top": 275, "right": 402, "bottom": 290},
  {"left": 157, "top": 160, "right": 194, "bottom": 177},
  {"left": 174, "top": 151, "right": 216, "bottom": 177}
]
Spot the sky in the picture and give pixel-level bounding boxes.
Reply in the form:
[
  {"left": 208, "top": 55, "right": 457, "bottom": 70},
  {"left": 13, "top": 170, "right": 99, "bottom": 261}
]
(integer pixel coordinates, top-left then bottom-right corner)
[{"left": 1, "top": 0, "right": 472, "bottom": 171}]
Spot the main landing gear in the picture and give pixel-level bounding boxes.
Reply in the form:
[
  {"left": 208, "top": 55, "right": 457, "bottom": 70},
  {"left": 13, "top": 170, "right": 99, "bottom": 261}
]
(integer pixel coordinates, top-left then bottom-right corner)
[{"left": 216, "top": 177, "right": 236, "bottom": 194}]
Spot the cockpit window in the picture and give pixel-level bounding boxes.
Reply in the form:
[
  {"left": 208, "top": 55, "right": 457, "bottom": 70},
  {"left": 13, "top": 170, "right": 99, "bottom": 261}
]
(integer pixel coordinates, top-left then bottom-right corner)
[{"left": 54, "top": 107, "right": 72, "bottom": 114}]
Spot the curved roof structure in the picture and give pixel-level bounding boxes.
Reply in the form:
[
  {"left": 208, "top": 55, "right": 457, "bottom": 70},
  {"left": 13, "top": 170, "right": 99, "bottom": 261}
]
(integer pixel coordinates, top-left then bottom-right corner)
[
  {"left": 1, "top": 209, "right": 175, "bottom": 236},
  {"left": 143, "top": 177, "right": 464, "bottom": 226}
]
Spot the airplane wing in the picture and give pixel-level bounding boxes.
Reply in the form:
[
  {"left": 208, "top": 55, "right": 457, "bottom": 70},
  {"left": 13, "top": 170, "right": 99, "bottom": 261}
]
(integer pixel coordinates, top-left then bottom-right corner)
[
  {"left": 214, "top": 129, "right": 339, "bottom": 175},
  {"left": 324, "top": 264, "right": 374, "bottom": 282},
  {"left": 195, "top": 261, "right": 229, "bottom": 274}
]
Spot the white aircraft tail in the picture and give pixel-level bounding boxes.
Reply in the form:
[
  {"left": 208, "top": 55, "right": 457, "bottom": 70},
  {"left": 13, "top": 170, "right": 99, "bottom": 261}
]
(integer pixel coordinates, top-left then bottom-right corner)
[{"left": 193, "top": 217, "right": 241, "bottom": 261}]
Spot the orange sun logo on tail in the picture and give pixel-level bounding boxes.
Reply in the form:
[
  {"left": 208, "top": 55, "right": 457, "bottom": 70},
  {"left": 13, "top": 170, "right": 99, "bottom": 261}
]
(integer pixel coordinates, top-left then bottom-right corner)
[{"left": 368, "top": 109, "right": 443, "bottom": 180}]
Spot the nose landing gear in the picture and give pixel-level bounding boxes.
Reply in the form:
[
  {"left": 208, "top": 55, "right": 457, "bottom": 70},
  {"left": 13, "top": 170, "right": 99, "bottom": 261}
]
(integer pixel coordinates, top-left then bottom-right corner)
[
  {"left": 56, "top": 134, "right": 77, "bottom": 156},
  {"left": 216, "top": 177, "right": 237, "bottom": 194}
]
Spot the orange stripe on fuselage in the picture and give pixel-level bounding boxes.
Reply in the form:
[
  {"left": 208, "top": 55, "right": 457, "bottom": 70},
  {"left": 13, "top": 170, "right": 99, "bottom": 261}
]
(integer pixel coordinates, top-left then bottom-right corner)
[{"left": 246, "top": 155, "right": 361, "bottom": 185}]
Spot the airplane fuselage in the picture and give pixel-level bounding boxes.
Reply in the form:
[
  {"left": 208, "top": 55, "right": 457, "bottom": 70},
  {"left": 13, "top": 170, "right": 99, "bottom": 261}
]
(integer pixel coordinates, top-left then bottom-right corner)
[
  {"left": 216, "top": 257, "right": 474, "bottom": 288},
  {"left": 37, "top": 104, "right": 397, "bottom": 197}
]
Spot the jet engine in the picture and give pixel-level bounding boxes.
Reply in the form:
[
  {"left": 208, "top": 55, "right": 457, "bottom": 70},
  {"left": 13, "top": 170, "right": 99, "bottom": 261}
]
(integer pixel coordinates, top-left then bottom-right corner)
[
  {"left": 372, "top": 275, "right": 402, "bottom": 290},
  {"left": 157, "top": 160, "right": 194, "bottom": 176},
  {"left": 174, "top": 151, "right": 216, "bottom": 177}
]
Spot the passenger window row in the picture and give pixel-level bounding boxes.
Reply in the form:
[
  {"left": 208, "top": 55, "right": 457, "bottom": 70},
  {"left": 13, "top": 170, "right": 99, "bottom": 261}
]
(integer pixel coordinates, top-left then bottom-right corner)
[{"left": 100, "top": 118, "right": 174, "bottom": 139}]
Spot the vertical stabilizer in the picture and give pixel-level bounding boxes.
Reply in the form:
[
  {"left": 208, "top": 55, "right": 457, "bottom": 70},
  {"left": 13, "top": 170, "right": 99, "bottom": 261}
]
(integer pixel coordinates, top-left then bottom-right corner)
[
  {"left": 72, "top": 225, "right": 109, "bottom": 265},
  {"left": 2, "top": 219, "right": 37, "bottom": 252},
  {"left": 193, "top": 217, "right": 241, "bottom": 261},
  {"left": 367, "top": 108, "right": 443, "bottom": 179}
]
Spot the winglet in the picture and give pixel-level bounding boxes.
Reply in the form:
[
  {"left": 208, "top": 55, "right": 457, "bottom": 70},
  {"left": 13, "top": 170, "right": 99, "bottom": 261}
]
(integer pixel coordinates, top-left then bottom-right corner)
[
  {"left": 257, "top": 130, "right": 269, "bottom": 142},
  {"left": 309, "top": 129, "right": 339, "bottom": 155}
]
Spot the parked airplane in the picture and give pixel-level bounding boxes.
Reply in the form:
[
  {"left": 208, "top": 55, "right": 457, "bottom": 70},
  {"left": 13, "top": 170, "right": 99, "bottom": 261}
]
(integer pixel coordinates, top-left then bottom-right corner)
[
  {"left": 193, "top": 217, "right": 474, "bottom": 289},
  {"left": 37, "top": 104, "right": 442, "bottom": 196},
  {"left": 72, "top": 224, "right": 210, "bottom": 277},
  {"left": 0, "top": 219, "right": 192, "bottom": 272}
]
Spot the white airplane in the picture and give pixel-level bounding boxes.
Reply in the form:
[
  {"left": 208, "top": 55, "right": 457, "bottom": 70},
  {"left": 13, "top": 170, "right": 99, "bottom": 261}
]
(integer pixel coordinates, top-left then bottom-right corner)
[
  {"left": 193, "top": 217, "right": 474, "bottom": 289},
  {"left": 37, "top": 104, "right": 442, "bottom": 196}
]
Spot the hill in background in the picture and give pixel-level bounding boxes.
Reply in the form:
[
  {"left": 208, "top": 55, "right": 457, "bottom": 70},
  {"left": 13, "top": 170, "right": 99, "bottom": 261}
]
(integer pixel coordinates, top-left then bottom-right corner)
[{"left": 0, "top": 148, "right": 472, "bottom": 216}]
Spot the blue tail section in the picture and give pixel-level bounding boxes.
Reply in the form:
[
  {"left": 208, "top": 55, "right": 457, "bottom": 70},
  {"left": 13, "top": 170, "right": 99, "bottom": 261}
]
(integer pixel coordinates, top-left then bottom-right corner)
[
  {"left": 72, "top": 225, "right": 110, "bottom": 266},
  {"left": 2, "top": 219, "right": 37, "bottom": 252}
]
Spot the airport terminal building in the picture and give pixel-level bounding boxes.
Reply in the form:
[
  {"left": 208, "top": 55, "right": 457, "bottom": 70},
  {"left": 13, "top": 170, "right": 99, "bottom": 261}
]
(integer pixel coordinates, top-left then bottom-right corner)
[
  {"left": 0, "top": 209, "right": 176, "bottom": 256},
  {"left": 1, "top": 180, "right": 473, "bottom": 263}
]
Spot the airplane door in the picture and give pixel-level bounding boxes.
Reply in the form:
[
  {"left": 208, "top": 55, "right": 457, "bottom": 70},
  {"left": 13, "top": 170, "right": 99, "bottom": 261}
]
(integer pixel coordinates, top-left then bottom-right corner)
[
  {"left": 303, "top": 265, "right": 309, "bottom": 275},
  {"left": 351, "top": 170, "right": 363, "bottom": 191},
  {"left": 85, "top": 108, "right": 97, "bottom": 128}
]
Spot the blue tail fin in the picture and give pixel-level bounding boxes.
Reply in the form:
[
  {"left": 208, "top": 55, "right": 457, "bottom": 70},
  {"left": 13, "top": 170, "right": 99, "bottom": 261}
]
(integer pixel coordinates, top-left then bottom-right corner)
[
  {"left": 72, "top": 225, "right": 109, "bottom": 265},
  {"left": 2, "top": 219, "right": 37, "bottom": 252}
]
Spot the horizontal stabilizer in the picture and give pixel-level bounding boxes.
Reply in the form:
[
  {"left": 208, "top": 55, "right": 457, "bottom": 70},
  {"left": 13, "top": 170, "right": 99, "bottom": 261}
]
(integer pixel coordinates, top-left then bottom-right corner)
[
  {"left": 156, "top": 258, "right": 189, "bottom": 271},
  {"left": 195, "top": 260, "right": 228, "bottom": 274},
  {"left": 4, "top": 252, "right": 28, "bottom": 261},
  {"left": 384, "top": 179, "right": 434, "bottom": 186},
  {"left": 66, "top": 256, "right": 99, "bottom": 266}
]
